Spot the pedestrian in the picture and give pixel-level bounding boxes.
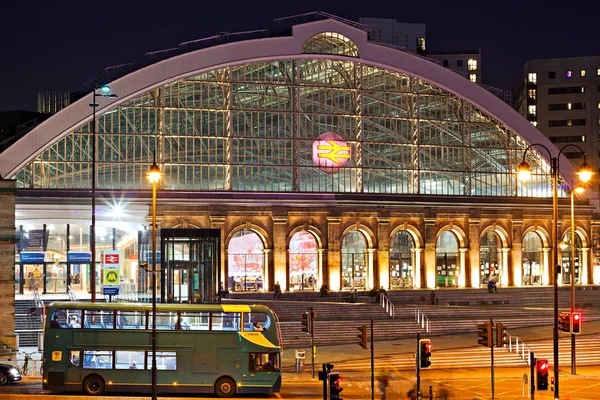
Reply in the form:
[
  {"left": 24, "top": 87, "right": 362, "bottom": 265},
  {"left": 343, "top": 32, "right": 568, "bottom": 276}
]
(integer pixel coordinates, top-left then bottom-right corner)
[
  {"left": 273, "top": 281, "right": 282, "bottom": 298},
  {"left": 68, "top": 315, "right": 81, "bottom": 328},
  {"left": 488, "top": 278, "right": 497, "bottom": 293},
  {"left": 376, "top": 369, "right": 390, "bottom": 400}
]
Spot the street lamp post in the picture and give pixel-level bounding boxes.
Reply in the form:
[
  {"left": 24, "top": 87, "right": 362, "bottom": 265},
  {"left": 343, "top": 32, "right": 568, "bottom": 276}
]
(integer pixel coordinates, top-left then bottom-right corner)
[
  {"left": 517, "top": 144, "right": 593, "bottom": 399},
  {"left": 89, "top": 83, "right": 117, "bottom": 302},
  {"left": 569, "top": 183, "right": 584, "bottom": 374},
  {"left": 147, "top": 153, "right": 162, "bottom": 400}
]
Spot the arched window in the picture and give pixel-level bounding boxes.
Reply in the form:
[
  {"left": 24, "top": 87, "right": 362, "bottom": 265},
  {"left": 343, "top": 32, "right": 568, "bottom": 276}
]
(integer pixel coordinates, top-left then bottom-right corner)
[
  {"left": 522, "top": 232, "right": 543, "bottom": 286},
  {"left": 302, "top": 32, "right": 359, "bottom": 57},
  {"left": 560, "top": 231, "right": 583, "bottom": 284},
  {"left": 341, "top": 230, "right": 367, "bottom": 290},
  {"left": 289, "top": 231, "right": 318, "bottom": 290},
  {"left": 389, "top": 231, "right": 415, "bottom": 289},
  {"left": 227, "top": 230, "right": 264, "bottom": 292},
  {"left": 480, "top": 231, "right": 502, "bottom": 287},
  {"left": 436, "top": 231, "right": 459, "bottom": 288}
]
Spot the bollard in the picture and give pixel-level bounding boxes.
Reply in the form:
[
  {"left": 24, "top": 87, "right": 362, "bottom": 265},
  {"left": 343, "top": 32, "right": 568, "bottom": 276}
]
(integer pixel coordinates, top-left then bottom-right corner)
[{"left": 295, "top": 349, "right": 305, "bottom": 373}]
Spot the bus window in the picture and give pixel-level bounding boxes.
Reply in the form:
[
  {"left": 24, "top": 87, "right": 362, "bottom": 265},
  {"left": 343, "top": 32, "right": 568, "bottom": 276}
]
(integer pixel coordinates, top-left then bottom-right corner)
[
  {"left": 249, "top": 352, "right": 278, "bottom": 372},
  {"left": 181, "top": 311, "right": 209, "bottom": 330},
  {"left": 147, "top": 351, "right": 176, "bottom": 370},
  {"left": 69, "top": 350, "right": 80, "bottom": 366},
  {"left": 212, "top": 312, "right": 240, "bottom": 331},
  {"left": 65, "top": 310, "right": 82, "bottom": 328},
  {"left": 117, "top": 310, "right": 146, "bottom": 329},
  {"left": 153, "top": 312, "right": 177, "bottom": 330},
  {"left": 115, "top": 350, "right": 145, "bottom": 369},
  {"left": 84, "top": 310, "right": 114, "bottom": 329},
  {"left": 244, "top": 312, "right": 269, "bottom": 331},
  {"left": 83, "top": 350, "right": 113, "bottom": 369}
]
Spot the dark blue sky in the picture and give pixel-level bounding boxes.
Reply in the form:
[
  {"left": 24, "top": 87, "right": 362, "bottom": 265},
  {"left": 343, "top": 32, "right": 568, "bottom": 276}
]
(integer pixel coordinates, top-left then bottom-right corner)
[{"left": 2, "top": 0, "right": 598, "bottom": 111}]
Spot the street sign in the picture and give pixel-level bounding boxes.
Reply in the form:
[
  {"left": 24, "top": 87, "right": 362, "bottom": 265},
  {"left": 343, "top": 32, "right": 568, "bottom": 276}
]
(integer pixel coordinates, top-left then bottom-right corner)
[{"left": 103, "top": 250, "right": 121, "bottom": 296}]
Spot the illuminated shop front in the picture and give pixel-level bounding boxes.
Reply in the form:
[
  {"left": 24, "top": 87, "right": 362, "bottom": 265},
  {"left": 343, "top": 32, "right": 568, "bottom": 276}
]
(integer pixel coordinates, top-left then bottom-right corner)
[{"left": 2, "top": 15, "right": 599, "bottom": 299}]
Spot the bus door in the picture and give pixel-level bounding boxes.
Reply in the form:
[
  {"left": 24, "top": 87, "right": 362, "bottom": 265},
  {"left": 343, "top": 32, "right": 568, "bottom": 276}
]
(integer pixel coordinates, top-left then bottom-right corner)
[
  {"left": 66, "top": 349, "right": 82, "bottom": 383},
  {"left": 167, "top": 261, "right": 191, "bottom": 303}
]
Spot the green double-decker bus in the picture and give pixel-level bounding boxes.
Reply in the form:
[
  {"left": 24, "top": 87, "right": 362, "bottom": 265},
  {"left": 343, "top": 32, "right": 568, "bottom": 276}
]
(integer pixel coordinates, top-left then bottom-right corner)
[{"left": 42, "top": 302, "right": 282, "bottom": 397}]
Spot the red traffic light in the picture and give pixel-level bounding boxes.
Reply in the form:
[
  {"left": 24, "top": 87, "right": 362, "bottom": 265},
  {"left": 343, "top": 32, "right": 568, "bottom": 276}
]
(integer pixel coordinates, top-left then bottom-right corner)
[
  {"left": 538, "top": 361, "right": 548, "bottom": 371},
  {"left": 573, "top": 313, "right": 580, "bottom": 321},
  {"left": 572, "top": 311, "right": 582, "bottom": 334}
]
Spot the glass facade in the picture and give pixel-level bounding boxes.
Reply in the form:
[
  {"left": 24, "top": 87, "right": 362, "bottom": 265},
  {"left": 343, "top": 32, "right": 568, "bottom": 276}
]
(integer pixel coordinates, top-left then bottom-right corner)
[{"left": 13, "top": 57, "right": 559, "bottom": 198}]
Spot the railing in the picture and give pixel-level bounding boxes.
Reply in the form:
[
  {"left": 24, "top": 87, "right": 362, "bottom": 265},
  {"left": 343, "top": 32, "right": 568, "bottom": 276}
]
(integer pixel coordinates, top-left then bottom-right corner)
[
  {"left": 506, "top": 332, "right": 534, "bottom": 365},
  {"left": 68, "top": 285, "right": 78, "bottom": 302},
  {"left": 415, "top": 308, "right": 430, "bottom": 333},
  {"left": 380, "top": 293, "right": 395, "bottom": 317}
]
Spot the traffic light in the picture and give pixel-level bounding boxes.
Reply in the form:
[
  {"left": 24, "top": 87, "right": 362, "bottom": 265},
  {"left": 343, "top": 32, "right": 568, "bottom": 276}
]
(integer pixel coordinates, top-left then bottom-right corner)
[
  {"left": 301, "top": 311, "right": 310, "bottom": 334},
  {"left": 477, "top": 322, "right": 492, "bottom": 347},
  {"left": 329, "top": 372, "right": 343, "bottom": 400},
  {"left": 419, "top": 339, "right": 432, "bottom": 369},
  {"left": 496, "top": 322, "right": 508, "bottom": 348},
  {"left": 536, "top": 359, "right": 549, "bottom": 391},
  {"left": 558, "top": 312, "right": 570, "bottom": 332},
  {"left": 357, "top": 324, "right": 368, "bottom": 349},
  {"left": 571, "top": 311, "right": 582, "bottom": 334}
]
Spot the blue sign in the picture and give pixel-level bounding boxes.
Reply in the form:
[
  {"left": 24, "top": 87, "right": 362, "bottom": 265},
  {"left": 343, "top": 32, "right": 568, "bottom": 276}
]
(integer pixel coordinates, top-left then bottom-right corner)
[
  {"left": 20, "top": 252, "right": 45, "bottom": 263},
  {"left": 67, "top": 251, "right": 92, "bottom": 263},
  {"left": 103, "top": 287, "right": 120, "bottom": 295}
]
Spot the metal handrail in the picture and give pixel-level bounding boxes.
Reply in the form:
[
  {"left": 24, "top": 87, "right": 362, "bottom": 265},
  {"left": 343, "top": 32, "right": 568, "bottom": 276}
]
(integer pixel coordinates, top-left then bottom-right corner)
[
  {"left": 380, "top": 293, "right": 395, "bottom": 317},
  {"left": 414, "top": 308, "right": 431, "bottom": 333},
  {"left": 506, "top": 332, "right": 534, "bottom": 365},
  {"left": 68, "top": 285, "right": 78, "bottom": 302}
]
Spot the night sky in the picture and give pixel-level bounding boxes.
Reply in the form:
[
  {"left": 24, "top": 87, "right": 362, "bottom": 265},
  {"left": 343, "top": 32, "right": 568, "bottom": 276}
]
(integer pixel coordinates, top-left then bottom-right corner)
[{"left": 2, "top": 0, "right": 599, "bottom": 112}]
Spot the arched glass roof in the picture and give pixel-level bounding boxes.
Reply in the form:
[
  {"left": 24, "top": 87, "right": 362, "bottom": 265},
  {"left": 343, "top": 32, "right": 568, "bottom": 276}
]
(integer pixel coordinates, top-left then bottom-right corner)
[{"left": 12, "top": 58, "right": 556, "bottom": 197}]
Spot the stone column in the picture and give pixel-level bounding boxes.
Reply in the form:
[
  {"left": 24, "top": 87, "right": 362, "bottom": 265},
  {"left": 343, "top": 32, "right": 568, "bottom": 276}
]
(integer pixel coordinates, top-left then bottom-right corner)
[
  {"left": 326, "top": 216, "right": 342, "bottom": 291},
  {"left": 542, "top": 247, "right": 550, "bottom": 285},
  {"left": 511, "top": 220, "right": 523, "bottom": 287},
  {"left": 210, "top": 216, "right": 226, "bottom": 284},
  {"left": 272, "top": 216, "right": 288, "bottom": 291},
  {"left": 459, "top": 248, "right": 468, "bottom": 288},
  {"left": 423, "top": 217, "right": 437, "bottom": 288},
  {"left": 501, "top": 248, "right": 510, "bottom": 287},
  {"left": 377, "top": 217, "right": 390, "bottom": 289},
  {"left": 468, "top": 218, "right": 481, "bottom": 288},
  {"left": 367, "top": 248, "right": 376, "bottom": 290},
  {"left": 0, "top": 179, "right": 17, "bottom": 351},
  {"left": 414, "top": 248, "right": 423, "bottom": 288}
]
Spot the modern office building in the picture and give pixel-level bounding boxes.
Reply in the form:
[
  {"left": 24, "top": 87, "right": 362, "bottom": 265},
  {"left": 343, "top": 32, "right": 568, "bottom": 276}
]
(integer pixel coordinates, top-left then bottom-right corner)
[
  {"left": 359, "top": 17, "right": 482, "bottom": 84},
  {"left": 1, "top": 13, "right": 599, "bottom": 351},
  {"left": 513, "top": 56, "right": 600, "bottom": 188}
]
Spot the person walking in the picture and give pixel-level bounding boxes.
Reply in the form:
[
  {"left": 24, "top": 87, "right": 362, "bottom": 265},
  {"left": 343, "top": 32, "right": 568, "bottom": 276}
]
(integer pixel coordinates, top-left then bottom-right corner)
[{"left": 376, "top": 368, "right": 390, "bottom": 400}]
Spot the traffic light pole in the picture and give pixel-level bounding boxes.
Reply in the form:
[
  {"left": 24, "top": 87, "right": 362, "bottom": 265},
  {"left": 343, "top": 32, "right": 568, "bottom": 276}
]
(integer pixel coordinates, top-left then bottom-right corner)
[
  {"left": 530, "top": 352, "right": 535, "bottom": 400},
  {"left": 370, "top": 318, "right": 374, "bottom": 400},
  {"left": 310, "top": 307, "right": 315, "bottom": 379},
  {"left": 416, "top": 332, "right": 421, "bottom": 399},
  {"left": 490, "top": 318, "right": 495, "bottom": 399}
]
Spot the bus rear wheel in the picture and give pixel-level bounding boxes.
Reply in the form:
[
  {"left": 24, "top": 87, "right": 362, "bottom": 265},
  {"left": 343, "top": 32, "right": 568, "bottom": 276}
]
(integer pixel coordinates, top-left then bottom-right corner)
[
  {"left": 83, "top": 375, "right": 105, "bottom": 395},
  {"left": 215, "top": 377, "right": 236, "bottom": 397}
]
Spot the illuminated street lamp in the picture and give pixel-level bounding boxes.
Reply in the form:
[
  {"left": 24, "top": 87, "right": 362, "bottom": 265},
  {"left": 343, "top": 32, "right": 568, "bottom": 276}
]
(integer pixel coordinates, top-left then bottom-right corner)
[
  {"left": 147, "top": 153, "right": 162, "bottom": 400},
  {"left": 517, "top": 144, "right": 593, "bottom": 398},
  {"left": 89, "top": 83, "right": 117, "bottom": 303}
]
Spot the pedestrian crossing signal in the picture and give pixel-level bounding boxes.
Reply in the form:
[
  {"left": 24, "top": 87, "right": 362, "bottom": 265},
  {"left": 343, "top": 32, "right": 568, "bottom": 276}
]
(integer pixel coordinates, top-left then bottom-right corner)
[
  {"left": 571, "top": 312, "right": 582, "bottom": 334},
  {"left": 419, "top": 339, "right": 432, "bottom": 369},
  {"left": 536, "top": 359, "right": 549, "bottom": 391},
  {"left": 477, "top": 322, "right": 492, "bottom": 347},
  {"left": 357, "top": 324, "right": 368, "bottom": 349}
]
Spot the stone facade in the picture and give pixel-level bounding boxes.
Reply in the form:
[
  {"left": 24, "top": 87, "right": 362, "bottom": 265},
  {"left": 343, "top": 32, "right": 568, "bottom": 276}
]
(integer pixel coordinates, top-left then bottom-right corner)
[{"left": 0, "top": 178, "right": 16, "bottom": 351}]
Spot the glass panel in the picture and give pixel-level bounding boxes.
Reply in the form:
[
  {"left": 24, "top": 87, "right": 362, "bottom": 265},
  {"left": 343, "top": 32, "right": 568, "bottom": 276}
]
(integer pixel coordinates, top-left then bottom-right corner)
[
  {"left": 341, "top": 230, "right": 367, "bottom": 290},
  {"left": 84, "top": 310, "right": 114, "bottom": 329},
  {"left": 115, "top": 351, "right": 145, "bottom": 369},
  {"left": 228, "top": 230, "right": 264, "bottom": 292},
  {"left": 181, "top": 311, "right": 209, "bottom": 330},
  {"left": 83, "top": 350, "right": 113, "bottom": 369},
  {"left": 389, "top": 231, "right": 415, "bottom": 289},
  {"left": 117, "top": 310, "right": 147, "bottom": 329},
  {"left": 522, "top": 232, "right": 542, "bottom": 286},
  {"left": 480, "top": 231, "right": 501, "bottom": 287},
  {"left": 211, "top": 312, "right": 241, "bottom": 331},
  {"left": 289, "top": 231, "right": 318, "bottom": 290},
  {"left": 147, "top": 352, "right": 177, "bottom": 370},
  {"left": 436, "top": 231, "right": 459, "bottom": 287}
]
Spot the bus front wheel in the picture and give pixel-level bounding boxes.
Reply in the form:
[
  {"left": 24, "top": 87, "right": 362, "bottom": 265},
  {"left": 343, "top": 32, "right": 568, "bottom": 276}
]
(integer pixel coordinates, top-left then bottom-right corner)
[
  {"left": 83, "top": 375, "right": 105, "bottom": 396},
  {"left": 215, "top": 377, "right": 236, "bottom": 397}
]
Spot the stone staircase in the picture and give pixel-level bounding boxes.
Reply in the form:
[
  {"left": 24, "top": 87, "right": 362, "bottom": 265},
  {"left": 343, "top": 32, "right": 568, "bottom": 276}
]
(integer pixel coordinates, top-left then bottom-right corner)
[{"left": 14, "top": 299, "right": 44, "bottom": 348}]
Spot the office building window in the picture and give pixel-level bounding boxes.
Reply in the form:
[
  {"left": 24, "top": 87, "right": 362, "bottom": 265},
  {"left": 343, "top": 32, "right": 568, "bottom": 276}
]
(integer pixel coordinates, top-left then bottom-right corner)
[
  {"left": 531, "top": 121, "right": 538, "bottom": 127},
  {"left": 548, "top": 102, "right": 585, "bottom": 111},
  {"left": 469, "top": 74, "right": 477, "bottom": 82},
  {"left": 566, "top": 70, "right": 572, "bottom": 78},
  {"left": 597, "top": 101, "right": 600, "bottom": 110},
  {"left": 548, "top": 86, "right": 584, "bottom": 94},
  {"left": 528, "top": 73, "right": 537, "bottom": 84},
  {"left": 548, "top": 71, "right": 556, "bottom": 79},
  {"left": 580, "top": 69, "right": 586, "bottom": 77},
  {"left": 527, "top": 89, "right": 537, "bottom": 100},
  {"left": 457, "top": 60, "right": 463, "bottom": 67},
  {"left": 528, "top": 105, "right": 537, "bottom": 116},
  {"left": 443, "top": 60, "right": 448, "bottom": 67},
  {"left": 468, "top": 59, "right": 477, "bottom": 71},
  {"left": 597, "top": 68, "right": 600, "bottom": 76}
]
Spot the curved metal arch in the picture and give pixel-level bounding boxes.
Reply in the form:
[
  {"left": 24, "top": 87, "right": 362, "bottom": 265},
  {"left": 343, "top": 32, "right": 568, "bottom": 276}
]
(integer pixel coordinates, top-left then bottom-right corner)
[
  {"left": 340, "top": 223, "right": 376, "bottom": 249},
  {"left": 479, "top": 223, "right": 511, "bottom": 248},
  {"left": 225, "top": 222, "right": 272, "bottom": 250},
  {"left": 434, "top": 224, "right": 468, "bottom": 249},
  {"left": 287, "top": 224, "right": 324, "bottom": 249},
  {"left": 522, "top": 225, "right": 551, "bottom": 248},
  {"left": 389, "top": 223, "right": 423, "bottom": 249},
  {"left": 560, "top": 226, "right": 590, "bottom": 248},
  {"left": 0, "top": 18, "right": 575, "bottom": 185}
]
